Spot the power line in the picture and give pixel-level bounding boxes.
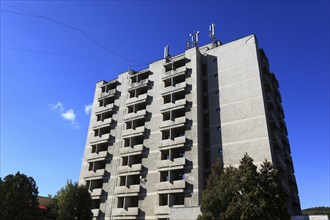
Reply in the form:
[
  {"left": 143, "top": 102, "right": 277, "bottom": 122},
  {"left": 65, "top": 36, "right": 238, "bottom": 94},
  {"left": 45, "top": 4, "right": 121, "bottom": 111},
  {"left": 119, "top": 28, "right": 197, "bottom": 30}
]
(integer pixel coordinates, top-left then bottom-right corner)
[
  {"left": 1, "top": 46, "right": 127, "bottom": 62},
  {"left": 0, "top": 7, "right": 147, "bottom": 65}
]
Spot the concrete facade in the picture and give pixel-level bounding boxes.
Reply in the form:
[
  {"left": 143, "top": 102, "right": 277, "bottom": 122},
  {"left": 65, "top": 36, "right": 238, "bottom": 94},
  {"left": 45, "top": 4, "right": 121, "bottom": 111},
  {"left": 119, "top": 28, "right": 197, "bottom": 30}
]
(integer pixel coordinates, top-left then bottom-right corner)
[{"left": 79, "top": 34, "right": 301, "bottom": 219}]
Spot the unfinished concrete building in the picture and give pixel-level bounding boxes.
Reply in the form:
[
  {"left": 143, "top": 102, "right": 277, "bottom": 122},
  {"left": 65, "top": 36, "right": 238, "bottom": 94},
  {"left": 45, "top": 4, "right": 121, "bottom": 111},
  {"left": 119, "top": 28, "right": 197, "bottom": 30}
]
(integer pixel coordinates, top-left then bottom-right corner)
[{"left": 79, "top": 33, "right": 301, "bottom": 220}]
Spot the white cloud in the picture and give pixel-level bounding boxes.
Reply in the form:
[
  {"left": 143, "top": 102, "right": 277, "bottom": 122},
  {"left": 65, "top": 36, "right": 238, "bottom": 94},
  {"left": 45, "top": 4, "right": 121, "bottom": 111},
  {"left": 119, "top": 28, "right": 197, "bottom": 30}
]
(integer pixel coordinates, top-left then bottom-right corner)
[
  {"left": 61, "top": 109, "right": 76, "bottom": 122},
  {"left": 50, "top": 102, "right": 80, "bottom": 129},
  {"left": 51, "top": 102, "right": 64, "bottom": 112},
  {"left": 84, "top": 104, "right": 93, "bottom": 115}
]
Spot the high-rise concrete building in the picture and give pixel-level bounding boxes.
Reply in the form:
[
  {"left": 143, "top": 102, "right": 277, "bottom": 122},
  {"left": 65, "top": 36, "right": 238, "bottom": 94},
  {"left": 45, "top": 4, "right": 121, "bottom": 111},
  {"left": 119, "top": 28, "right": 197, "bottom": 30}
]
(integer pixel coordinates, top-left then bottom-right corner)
[{"left": 79, "top": 34, "right": 301, "bottom": 220}]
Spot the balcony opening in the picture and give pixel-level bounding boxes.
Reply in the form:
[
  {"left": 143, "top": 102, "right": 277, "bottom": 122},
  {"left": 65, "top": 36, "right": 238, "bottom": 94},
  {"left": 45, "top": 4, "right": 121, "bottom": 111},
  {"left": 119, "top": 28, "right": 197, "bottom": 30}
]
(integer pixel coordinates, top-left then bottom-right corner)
[
  {"left": 88, "top": 163, "right": 93, "bottom": 171},
  {"left": 171, "top": 148, "right": 185, "bottom": 159},
  {"left": 94, "top": 127, "right": 111, "bottom": 137},
  {"left": 164, "top": 78, "right": 171, "bottom": 88},
  {"left": 162, "top": 130, "right": 170, "bottom": 140},
  {"left": 104, "top": 96, "right": 115, "bottom": 106},
  {"left": 119, "top": 176, "right": 126, "bottom": 186},
  {"left": 159, "top": 194, "right": 168, "bottom": 206},
  {"left": 92, "top": 199, "right": 101, "bottom": 209},
  {"left": 172, "top": 127, "right": 185, "bottom": 139},
  {"left": 161, "top": 150, "right": 170, "bottom": 160},
  {"left": 134, "top": 118, "right": 145, "bottom": 128},
  {"left": 91, "top": 145, "right": 97, "bottom": 153},
  {"left": 172, "top": 193, "right": 184, "bottom": 206},
  {"left": 127, "top": 105, "right": 134, "bottom": 114},
  {"left": 136, "top": 87, "right": 148, "bottom": 97},
  {"left": 98, "top": 143, "right": 108, "bottom": 152},
  {"left": 94, "top": 161, "right": 106, "bottom": 170},
  {"left": 127, "top": 175, "right": 140, "bottom": 186},
  {"left": 126, "top": 196, "right": 139, "bottom": 208},
  {"left": 97, "top": 111, "right": 112, "bottom": 122},
  {"left": 133, "top": 136, "right": 144, "bottom": 145},
  {"left": 131, "top": 71, "right": 149, "bottom": 84},
  {"left": 101, "top": 81, "right": 117, "bottom": 93},
  {"left": 162, "top": 112, "right": 170, "bottom": 121},
  {"left": 173, "top": 91, "right": 185, "bottom": 102},
  {"left": 160, "top": 171, "right": 169, "bottom": 182},
  {"left": 171, "top": 169, "right": 185, "bottom": 181},
  {"left": 174, "top": 59, "right": 185, "bottom": 69},
  {"left": 173, "top": 74, "right": 185, "bottom": 85},
  {"left": 163, "top": 94, "right": 171, "bottom": 104},
  {"left": 124, "top": 138, "right": 130, "bottom": 147},
  {"left": 122, "top": 157, "right": 128, "bottom": 166},
  {"left": 88, "top": 179, "right": 103, "bottom": 190},
  {"left": 128, "top": 90, "right": 135, "bottom": 98},
  {"left": 136, "top": 103, "right": 147, "bottom": 112},
  {"left": 126, "top": 121, "right": 133, "bottom": 129},
  {"left": 117, "top": 197, "right": 124, "bottom": 208},
  {"left": 129, "top": 155, "right": 142, "bottom": 166},
  {"left": 172, "top": 108, "right": 185, "bottom": 120}
]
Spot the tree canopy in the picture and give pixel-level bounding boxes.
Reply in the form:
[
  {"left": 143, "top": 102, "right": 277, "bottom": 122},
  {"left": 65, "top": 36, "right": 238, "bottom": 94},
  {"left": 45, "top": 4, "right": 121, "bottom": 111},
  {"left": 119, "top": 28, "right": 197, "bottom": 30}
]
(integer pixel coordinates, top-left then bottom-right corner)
[
  {"left": 0, "top": 172, "right": 43, "bottom": 220},
  {"left": 302, "top": 207, "right": 330, "bottom": 216},
  {"left": 198, "top": 153, "right": 290, "bottom": 220},
  {"left": 54, "top": 180, "right": 92, "bottom": 220}
]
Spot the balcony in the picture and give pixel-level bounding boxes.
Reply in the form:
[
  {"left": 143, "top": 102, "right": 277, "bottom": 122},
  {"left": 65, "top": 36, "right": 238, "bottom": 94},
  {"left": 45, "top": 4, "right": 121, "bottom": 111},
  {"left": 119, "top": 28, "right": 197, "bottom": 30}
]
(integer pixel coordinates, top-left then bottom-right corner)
[
  {"left": 157, "top": 157, "right": 186, "bottom": 169},
  {"left": 95, "top": 103, "right": 114, "bottom": 114},
  {"left": 282, "top": 135, "right": 290, "bottom": 145},
  {"left": 162, "top": 82, "right": 186, "bottom": 95},
  {"left": 155, "top": 180, "right": 186, "bottom": 191},
  {"left": 90, "top": 133, "right": 110, "bottom": 144},
  {"left": 160, "top": 99, "right": 186, "bottom": 112},
  {"left": 92, "top": 209, "right": 99, "bottom": 217},
  {"left": 276, "top": 155, "right": 286, "bottom": 171},
  {"left": 115, "top": 184, "right": 141, "bottom": 195},
  {"left": 98, "top": 88, "right": 116, "bottom": 100},
  {"left": 87, "top": 151, "right": 108, "bottom": 161},
  {"left": 272, "top": 132, "right": 283, "bottom": 149},
  {"left": 93, "top": 118, "right": 112, "bottom": 129},
  {"left": 129, "top": 79, "right": 149, "bottom": 89},
  {"left": 84, "top": 169, "right": 105, "bottom": 179},
  {"left": 266, "top": 94, "right": 276, "bottom": 110},
  {"left": 124, "top": 109, "right": 146, "bottom": 121},
  {"left": 161, "top": 136, "right": 186, "bottom": 148},
  {"left": 163, "top": 66, "right": 186, "bottom": 79},
  {"left": 120, "top": 144, "right": 143, "bottom": 156},
  {"left": 90, "top": 188, "right": 102, "bottom": 198},
  {"left": 112, "top": 207, "right": 139, "bottom": 217},
  {"left": 154, "top": 206, "right": 170, "bottom": 215},
  {"left": 122, "top": 126, "right": 145, "bottom": 138},
  {"left": 117, "top": 164, "right": 142, "bottom": 175},
  {"left": 269, "top": 111, "right": 280, "bottom": 129},
  {"left": 160, "top": 116, "right": 186, "bottom": 130},
  {"left": 126, "top": 94, "right": 148, "bottom": 105}
]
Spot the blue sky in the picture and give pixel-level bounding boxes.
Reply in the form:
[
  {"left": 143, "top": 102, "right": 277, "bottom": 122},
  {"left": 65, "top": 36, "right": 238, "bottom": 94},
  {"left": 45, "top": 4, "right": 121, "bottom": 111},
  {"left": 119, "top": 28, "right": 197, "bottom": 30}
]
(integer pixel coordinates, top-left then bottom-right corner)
[{"left": 0, "top": 1, "right": 329, "bottom": 209}]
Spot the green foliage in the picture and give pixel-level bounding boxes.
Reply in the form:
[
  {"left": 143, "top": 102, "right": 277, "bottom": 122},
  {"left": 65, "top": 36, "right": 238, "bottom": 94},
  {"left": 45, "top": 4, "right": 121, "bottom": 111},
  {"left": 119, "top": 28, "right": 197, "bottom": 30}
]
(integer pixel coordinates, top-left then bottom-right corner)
[
  {"left": 198, "top": 153, "right": 290, "bottom": 220},
  {"left": 54, "top": 180, "right": 92, "bottom": 220},
  {"left": 302, "top": 207, "right": 330, "bottom": 215},
  {"left": 0, "top": 172, "right": 43, "bottom": 220}
]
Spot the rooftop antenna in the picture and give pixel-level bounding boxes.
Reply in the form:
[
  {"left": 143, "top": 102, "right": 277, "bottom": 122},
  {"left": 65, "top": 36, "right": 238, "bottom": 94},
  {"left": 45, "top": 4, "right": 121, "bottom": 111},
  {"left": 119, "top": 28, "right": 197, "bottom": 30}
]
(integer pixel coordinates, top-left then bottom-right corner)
[
  {"left": 164, "top": 45, "right": 170, "bottom": 59},
  {"left": 189, "top": 33, "right": 194, "bottom": 47},
  {"left": 189, "top": 31, "right": 199, "bottom": 47},
  {"left": 195, "top": 31, "right": 200, "bottom": 46},
  {"left": 209, "top": 23, "right": 216, "bottom": 44}
]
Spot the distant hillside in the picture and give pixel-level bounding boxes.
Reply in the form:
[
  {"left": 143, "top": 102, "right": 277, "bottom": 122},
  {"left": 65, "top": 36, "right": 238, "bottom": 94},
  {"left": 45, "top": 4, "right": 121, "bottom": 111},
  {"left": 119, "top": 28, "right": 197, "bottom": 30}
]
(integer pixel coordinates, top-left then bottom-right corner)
[{"left": 302, "top": 207, "right": 330, "bottom": 215}]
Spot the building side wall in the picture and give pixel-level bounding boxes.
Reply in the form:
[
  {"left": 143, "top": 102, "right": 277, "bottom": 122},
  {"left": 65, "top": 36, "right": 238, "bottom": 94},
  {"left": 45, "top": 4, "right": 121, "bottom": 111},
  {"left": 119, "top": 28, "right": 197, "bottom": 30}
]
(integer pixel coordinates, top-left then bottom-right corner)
[{"left": 211, "top": 35, "right": 272, "bottom": 166}]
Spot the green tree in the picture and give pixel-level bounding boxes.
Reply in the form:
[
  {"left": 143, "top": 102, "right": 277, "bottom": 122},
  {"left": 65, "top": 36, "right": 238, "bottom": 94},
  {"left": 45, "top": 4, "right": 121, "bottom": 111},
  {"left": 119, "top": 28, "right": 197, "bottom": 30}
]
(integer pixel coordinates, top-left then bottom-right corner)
[
  {"left": 0, "top": 172, "right": 43, "bottom": 220},
  {"left": 55, "top": 180, "right": 92, "bottom": 220},
  {"left": 198, "top": 153, "right": 290, "bottom": 220}
]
